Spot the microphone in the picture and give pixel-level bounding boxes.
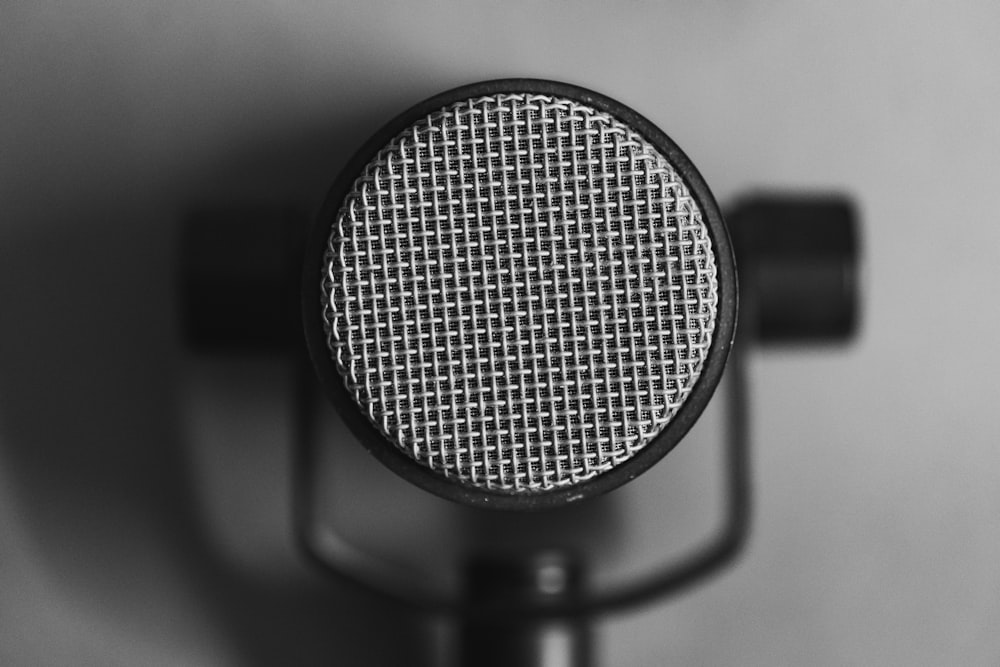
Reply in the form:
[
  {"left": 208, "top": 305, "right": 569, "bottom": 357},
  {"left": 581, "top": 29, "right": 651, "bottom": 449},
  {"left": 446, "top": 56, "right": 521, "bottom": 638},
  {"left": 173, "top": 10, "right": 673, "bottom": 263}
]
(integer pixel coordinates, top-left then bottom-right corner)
[
  {"left": 180, "top": 77, "right": 858, "bottom": 667},
  {"left": 300, "top": 79, "right": 738, "bottom": 510}
]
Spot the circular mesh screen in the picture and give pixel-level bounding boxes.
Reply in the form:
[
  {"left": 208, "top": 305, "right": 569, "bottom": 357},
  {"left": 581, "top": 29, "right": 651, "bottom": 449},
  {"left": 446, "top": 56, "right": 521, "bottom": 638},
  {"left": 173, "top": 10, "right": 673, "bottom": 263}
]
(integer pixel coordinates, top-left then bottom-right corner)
[{"left": 322, "top": 93, "right": 718, "bottom": 494}]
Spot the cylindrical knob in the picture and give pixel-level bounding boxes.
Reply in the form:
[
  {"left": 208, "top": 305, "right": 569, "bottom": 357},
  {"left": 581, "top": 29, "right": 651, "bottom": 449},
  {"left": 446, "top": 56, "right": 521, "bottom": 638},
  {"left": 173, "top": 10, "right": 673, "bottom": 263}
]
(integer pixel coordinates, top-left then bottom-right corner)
[
  {"left": 728, "top": 196, "right": 859, "bottom": 344},
  {"left": 179, "top": 207, "right": 304, "bottom": 351}
]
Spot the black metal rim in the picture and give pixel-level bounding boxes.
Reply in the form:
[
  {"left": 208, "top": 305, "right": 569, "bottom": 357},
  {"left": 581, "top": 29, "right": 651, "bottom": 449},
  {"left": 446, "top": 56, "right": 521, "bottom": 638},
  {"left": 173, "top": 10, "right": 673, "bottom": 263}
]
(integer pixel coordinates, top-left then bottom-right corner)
[{"left": 301, "top": 78, "right": 738, "bottom": 511}]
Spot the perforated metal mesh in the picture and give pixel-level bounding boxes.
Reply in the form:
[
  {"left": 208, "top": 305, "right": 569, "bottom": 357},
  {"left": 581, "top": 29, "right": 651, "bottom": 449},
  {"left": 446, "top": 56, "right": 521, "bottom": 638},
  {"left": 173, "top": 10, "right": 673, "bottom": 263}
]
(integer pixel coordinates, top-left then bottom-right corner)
[{"left": 321, "top": 93, "right": 718, "bottom": 494}]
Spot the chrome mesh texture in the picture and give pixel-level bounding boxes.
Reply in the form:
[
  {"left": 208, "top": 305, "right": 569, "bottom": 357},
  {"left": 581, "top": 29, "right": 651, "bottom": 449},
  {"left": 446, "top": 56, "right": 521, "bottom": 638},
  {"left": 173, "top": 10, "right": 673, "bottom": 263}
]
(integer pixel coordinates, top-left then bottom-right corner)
[{"left": 322, "top": 93, "right": 718, "bottom": 494}]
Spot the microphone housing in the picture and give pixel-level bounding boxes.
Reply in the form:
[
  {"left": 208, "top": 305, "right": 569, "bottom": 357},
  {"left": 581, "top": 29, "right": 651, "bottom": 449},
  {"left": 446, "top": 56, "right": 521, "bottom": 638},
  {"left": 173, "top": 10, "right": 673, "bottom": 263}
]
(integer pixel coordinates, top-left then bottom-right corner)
[{"left": 302, "top": 79, "right": 737, "bottom": 510}]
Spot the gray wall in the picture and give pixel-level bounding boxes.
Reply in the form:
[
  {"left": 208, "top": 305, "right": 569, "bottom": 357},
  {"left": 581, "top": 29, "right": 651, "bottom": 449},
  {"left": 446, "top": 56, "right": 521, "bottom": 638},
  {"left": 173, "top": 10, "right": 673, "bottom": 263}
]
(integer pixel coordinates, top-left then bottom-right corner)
[{"left": 2, "top": 1, "right": 998, "bottom": 665}]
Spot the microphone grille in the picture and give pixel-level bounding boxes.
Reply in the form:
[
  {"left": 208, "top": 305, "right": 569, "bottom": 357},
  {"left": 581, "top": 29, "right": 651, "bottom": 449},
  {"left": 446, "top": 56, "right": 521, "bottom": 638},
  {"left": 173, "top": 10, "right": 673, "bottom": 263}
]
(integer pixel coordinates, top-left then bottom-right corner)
[{"left": 321, "top": 91, "right": 720, "bottom": 497}]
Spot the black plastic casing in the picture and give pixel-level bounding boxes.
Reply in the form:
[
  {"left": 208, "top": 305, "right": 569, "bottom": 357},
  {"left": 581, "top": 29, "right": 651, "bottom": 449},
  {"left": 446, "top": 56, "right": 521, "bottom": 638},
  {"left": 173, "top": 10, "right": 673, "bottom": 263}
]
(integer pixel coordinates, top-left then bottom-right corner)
[{"left": 301, "top": 79, "right": 737, "bottom": 510}]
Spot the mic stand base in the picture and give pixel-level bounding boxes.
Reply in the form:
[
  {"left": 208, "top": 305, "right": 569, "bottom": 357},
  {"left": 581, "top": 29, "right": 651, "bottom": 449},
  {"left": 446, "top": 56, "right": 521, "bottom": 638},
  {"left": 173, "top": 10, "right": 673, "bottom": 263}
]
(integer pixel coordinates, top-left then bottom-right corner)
[{"left": 459, "top": 551, "right": 591, "bottom": 667}]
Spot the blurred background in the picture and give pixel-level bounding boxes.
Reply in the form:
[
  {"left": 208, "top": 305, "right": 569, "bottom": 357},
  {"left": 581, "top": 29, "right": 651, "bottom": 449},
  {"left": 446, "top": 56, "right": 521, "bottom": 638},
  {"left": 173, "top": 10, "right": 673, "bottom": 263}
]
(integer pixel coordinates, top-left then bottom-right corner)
[{"left": 2, "top": 1, "right": 999, "bottom": 665}]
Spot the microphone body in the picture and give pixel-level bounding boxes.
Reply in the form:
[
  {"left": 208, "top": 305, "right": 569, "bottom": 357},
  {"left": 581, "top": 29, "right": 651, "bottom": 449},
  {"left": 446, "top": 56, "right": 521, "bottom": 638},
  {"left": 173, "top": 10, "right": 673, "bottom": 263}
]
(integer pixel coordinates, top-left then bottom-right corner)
[{"left": 301, "top": 79, "right": 738, "bottom": 510}]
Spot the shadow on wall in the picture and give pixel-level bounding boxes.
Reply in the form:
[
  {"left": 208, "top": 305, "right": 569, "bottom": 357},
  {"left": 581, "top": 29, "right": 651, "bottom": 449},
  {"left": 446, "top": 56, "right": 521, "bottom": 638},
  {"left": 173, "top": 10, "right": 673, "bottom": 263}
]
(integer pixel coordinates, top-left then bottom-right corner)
[{"left": 0, "top": 90, "right": 442, "bottom": 666}]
